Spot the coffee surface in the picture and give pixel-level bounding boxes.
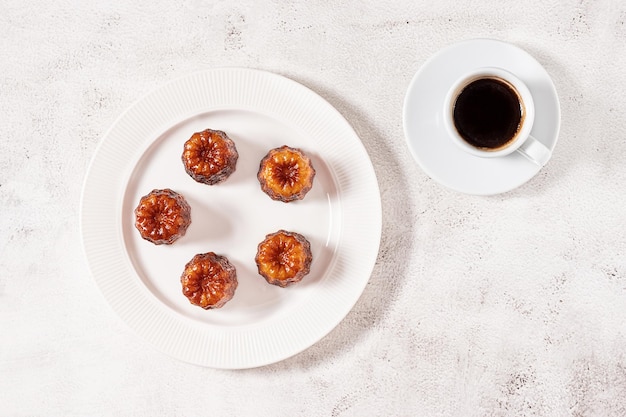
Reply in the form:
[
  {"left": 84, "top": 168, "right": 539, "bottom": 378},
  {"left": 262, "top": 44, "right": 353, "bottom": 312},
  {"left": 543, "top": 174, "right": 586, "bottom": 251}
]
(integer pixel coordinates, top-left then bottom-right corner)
[{"left": 453, "top": 77, "right": 522, "bottom": 150}]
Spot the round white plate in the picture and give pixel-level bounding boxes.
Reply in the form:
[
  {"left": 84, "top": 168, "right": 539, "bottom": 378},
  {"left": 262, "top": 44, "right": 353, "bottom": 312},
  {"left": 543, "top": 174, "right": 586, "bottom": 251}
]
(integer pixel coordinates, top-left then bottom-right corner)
[
  {"left": 80, "top": 68, "right": 381, "bottom": 369},
  {"left": 403, "top": 39, "right": 561, "bottom": 195}
]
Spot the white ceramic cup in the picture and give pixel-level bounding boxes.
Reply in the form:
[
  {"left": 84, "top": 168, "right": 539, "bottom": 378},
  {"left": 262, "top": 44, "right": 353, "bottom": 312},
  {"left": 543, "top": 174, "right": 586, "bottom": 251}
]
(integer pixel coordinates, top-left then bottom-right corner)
[{"left": 443, "top": 67, "right": 551, "bottom": 166}]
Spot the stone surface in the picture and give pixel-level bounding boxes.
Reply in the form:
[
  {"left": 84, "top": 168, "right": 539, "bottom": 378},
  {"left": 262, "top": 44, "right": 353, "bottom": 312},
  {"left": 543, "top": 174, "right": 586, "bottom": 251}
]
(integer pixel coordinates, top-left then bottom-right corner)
[{"left": 2, "top": 0, "right": 626, "bottom": 416}]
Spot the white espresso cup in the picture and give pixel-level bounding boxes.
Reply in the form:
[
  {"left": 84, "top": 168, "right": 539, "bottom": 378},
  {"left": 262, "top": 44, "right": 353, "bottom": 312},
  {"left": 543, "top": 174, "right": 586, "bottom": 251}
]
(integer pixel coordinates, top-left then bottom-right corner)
[{"left": 443, "top": 67, "right": 551, "bottom": 166}]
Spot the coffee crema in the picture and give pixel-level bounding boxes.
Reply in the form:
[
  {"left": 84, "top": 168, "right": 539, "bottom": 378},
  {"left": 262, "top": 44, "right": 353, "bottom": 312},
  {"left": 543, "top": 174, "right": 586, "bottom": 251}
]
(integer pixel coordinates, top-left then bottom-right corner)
[{"left": 452, "top": 77, "right": 523, "bottom": 151}]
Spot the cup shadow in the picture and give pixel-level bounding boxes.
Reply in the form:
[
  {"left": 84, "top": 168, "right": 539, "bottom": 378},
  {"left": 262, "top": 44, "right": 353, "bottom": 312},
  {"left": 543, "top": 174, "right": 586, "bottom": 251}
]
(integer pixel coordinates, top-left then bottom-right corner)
[{"left": 497, "top": 43, "right": 581, "bottom": 199}]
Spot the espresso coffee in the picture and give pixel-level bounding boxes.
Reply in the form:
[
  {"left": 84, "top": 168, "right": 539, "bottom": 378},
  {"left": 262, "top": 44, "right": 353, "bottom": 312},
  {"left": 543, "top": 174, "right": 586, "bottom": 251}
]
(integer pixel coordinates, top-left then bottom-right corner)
[{"left": 452, "top": 77, "right": 523, "bottom": 150}]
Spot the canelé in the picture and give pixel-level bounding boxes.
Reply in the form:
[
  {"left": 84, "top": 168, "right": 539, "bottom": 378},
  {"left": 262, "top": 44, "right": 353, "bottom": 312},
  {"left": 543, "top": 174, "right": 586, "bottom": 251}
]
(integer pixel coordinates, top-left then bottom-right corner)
[
  {"left": 255, "top": 230, "right": 312, "bottom": 287},
  {"left": 257, "top": 146, "right": 315, "bottom": 202},
  {"left": 182, "top": 129, "right": 238, "bottom": 185},
  {"left": 134, "top": 189, "right": 191, "bottom": 245},
  {"left": 180, "top": 252, "right": 238, "bottom": 309}
]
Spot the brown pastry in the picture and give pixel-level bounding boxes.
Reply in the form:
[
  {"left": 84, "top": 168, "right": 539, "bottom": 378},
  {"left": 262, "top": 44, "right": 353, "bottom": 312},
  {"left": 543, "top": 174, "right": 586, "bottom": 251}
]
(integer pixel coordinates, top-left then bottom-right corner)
[
  {"left": 180, "top": 252, "right": 238, "bottom": 309},
  {"left": 182, "top": 129, "right": 239, "bottom": 185},
  {"left": 134, "top": 189, "right": 191, "bottom": 245},
  {"left": 257, "top": 146, "right": 315, "bottom": 202},
  {"left": 255, "top": 230, "right": 313, "bottom": 287}
]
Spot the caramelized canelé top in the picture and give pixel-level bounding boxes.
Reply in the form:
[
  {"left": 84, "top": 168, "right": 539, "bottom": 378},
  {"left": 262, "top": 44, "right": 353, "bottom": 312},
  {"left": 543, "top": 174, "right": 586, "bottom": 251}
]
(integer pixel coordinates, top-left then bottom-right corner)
[
  {"left": 180, "top": 252, "right": 238, "bottom": 309},
  {"left": 182, "top": 129, "right": 239, "bottom": 185},
  {"left": 255, "top": 230, "right": 312, "bottom": 287},
  {"left": 257, "top": 146, "right": 315, "bottom": 202},
  {"left": 134, "top": 188, "right": 191, "bottom": 245}
]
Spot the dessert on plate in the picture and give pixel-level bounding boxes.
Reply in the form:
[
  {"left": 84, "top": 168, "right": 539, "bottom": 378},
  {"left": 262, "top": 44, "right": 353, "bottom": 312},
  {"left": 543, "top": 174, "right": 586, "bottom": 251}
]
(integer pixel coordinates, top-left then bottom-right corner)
[
  {"left": 134, "top": 188, "right": 191, "bottom": 245},
  {"left": 257, "top": 146, "right": 315, "bottom": 202},
  {"left": 182, "top": 129, "right": 239, "bottom": 185},
  {"left": 255, "top": 230, "right": 313, "bottom": 287},
  {"left": 180, "top": 252, "right": 238, "bottom": 309}
]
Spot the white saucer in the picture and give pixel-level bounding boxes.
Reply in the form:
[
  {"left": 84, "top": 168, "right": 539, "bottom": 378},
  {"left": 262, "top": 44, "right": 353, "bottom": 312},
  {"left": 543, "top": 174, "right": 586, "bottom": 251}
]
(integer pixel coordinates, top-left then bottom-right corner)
[{"left": 403, "top": 39, "right": 561, "bottom": 195}]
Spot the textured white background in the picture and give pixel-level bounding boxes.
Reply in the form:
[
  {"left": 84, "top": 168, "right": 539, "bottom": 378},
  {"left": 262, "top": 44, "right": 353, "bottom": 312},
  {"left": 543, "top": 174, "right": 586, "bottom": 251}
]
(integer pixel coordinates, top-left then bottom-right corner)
[{"left": 2, "top": 0, "right": 626, "bottom": 416}]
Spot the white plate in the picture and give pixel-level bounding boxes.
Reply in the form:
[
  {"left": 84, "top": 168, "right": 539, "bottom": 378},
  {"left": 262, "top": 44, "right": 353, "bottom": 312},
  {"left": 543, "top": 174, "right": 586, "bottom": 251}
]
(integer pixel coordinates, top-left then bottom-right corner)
[
  {"left": 403, "top": 39, "right": 561, "bottom": 195},
  {"left": 80, "top": 68, "right": 381, "bottom": 369}
]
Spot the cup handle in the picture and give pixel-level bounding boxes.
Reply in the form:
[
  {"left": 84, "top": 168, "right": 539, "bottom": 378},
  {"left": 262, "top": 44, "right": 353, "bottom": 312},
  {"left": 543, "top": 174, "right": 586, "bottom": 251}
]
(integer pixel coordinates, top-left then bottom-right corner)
[{"left": 516, "top": 135, "right": 552, "bottom": 166}]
